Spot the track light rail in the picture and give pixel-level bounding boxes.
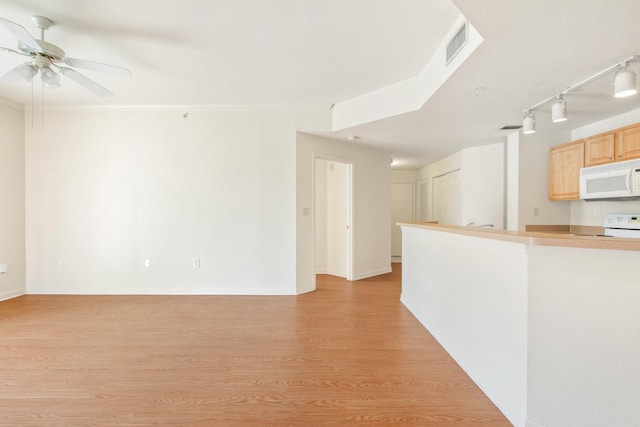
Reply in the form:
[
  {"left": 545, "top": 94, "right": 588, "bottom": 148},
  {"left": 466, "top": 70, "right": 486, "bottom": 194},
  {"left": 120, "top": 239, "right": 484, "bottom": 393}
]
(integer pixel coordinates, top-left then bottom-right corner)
[{"left": 521, "top": 55, "right": 639, "bottom": 134}]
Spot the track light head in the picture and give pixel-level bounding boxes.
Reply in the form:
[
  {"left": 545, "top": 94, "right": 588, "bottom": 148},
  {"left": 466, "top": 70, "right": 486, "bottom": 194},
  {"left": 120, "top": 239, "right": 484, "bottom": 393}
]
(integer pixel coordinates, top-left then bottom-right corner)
[
  {"left": 520, "top": 55, "right": 638, "bottom": 133},
  {"left": 523, "top": 111, "right": 536, "bottom": 134},
  {"left": 613, "top": 65, "right": 638, "bottom": 98},
  {"left": 551, "top": 96, "right": 567, "bottom": 122}
]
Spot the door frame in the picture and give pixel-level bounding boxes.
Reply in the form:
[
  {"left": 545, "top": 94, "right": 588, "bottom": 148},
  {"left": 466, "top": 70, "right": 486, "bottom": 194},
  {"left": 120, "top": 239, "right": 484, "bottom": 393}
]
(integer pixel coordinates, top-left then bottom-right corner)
[{"left": 312, "top": 153, "right": 354, "bottom": 281}]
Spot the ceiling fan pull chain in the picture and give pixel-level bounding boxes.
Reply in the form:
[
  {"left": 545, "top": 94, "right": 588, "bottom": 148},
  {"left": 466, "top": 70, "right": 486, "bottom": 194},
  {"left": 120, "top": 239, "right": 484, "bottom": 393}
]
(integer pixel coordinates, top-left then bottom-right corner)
[
  {"left": 31, "top": 76, "right": 34, "bottom": 130},
  {"left": 41, "top": 77, "right": 44, "bottom": 130}
]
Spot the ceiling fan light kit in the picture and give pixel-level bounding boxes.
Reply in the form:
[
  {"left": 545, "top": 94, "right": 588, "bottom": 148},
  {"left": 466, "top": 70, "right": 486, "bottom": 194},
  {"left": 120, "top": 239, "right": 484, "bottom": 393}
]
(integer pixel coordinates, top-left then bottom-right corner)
[
  {"left": 0, "top": 14, "right": 131, "bottom": 98},
  {"left": 14, "top": 63, "right": 37, "bottom": 81},
  {"left": 521, "top": 55, "right": 639, "bottom": 134}
]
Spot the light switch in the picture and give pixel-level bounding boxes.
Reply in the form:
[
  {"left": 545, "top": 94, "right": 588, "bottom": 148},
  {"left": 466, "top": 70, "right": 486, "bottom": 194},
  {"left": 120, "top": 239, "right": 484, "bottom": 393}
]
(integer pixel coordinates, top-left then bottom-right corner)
[
  {"left": 0, "top": 263, "right": 7, "bottom": 274},
  {"left": 144, "top": 258, "right": 151, "bottom": 267},
  {"left": 192, "top": 258, "right": 200, "bottom": 268}
]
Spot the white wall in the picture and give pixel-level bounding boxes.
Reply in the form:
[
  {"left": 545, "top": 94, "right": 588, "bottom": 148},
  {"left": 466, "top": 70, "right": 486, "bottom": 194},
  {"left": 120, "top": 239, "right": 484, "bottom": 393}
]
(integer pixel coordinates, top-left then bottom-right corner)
[
  {"left": 401, "top": 225, "right": 640, "bottom": 427},
  {"left": 0, "top": 101, "right": 25, "bottom": 301},
  {"left": 527, "top": 246, "right": 640, "bottom": 427},
  {"left": 514, "top": 129, "right": 572, "bottom": 230},
  {"left": 391, "top": 169, "right": 418, "bottom": 219},
  {"left": 418, "top": 151, "right": 461, "bottom": 222},
  {"left": 419, "top": 150, "right": 462, "bottom": 182},
  {"left": 461, "top": 142, "right": 504, "bottom": 228},
  {"left": 391, "top": 169, "right": 418, "bottom": 182},
  {"left": 314, "top": 159, "right": 328, "bottom": 273},
  {"left": 569, "top": 107, "right": 640, "bottom": 226},
  {"left": 25, "top": 106, "right": 330, "bottom": 295},
  {"left": 417, "top": 143, "right": 504, "bottom": 228},
  {"left": 401, "top": 226, "right": 528, "bottom": 427},
  {"left": 296, "top": 133, "right": 391, "bottom": 292},
  {"left": 391, "top": 169, "right": 418, "bottom": 257},
  {"left": 507, "top": 132, "right": 520, "bottom": 230}
]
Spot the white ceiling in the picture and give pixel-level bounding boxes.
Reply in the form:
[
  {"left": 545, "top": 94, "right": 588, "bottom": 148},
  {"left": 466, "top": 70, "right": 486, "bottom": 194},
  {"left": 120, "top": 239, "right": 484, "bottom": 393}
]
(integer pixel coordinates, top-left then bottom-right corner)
[
  {"left": 0, "top": 0, "right": 459, "bottom": 105},
  {"left": 1, "top": 0, "right": 640, "bottom": 169}
]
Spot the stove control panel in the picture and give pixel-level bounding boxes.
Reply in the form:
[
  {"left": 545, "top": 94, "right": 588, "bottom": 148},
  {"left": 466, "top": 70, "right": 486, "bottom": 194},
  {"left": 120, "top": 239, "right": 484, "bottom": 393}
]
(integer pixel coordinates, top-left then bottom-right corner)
[{"left": 604, "top": 213, "right": 640, "bottom": 230}]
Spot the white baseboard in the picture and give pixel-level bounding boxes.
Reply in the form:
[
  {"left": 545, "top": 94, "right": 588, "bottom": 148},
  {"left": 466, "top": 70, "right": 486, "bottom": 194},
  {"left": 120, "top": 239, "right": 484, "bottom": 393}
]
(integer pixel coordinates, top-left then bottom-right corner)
[
  {"left": 296, "top": 286, "right": 315, "bottom": 295},
  {"left": 325, "top": 269, "right": 347, "bottom": 278},
  {"left": 352, "top": 266, "right": 392, "bottom": 281},
  {"left": 0, "top": 288, "right": 26, "bottom": 302}
]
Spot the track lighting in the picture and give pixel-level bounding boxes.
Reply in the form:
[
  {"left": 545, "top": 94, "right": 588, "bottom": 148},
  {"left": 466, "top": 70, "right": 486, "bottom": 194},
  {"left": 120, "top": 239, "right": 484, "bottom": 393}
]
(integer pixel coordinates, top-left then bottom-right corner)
[
  {"left": 523, "top": 111, "right": 536, "bottom": 134},
  {"left": 613, "top": 64, "right": 637, "bottom": 98},
  {"left": 551, "top": 96, "right": 567, "bottom": 122},
  {"left": 521, "top": 55, "right": 638, "bottom": 135}
]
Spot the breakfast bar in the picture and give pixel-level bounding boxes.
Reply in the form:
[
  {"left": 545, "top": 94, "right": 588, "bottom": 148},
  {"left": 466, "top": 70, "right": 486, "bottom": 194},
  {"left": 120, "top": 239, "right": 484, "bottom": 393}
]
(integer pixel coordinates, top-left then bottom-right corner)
[{"left": 398, "top": 222, "right": 640, "bottom": 427}]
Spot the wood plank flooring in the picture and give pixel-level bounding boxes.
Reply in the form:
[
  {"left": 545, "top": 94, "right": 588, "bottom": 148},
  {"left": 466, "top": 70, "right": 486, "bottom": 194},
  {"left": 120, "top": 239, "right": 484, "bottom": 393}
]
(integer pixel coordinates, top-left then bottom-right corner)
[{"left": 0, "top": 265, "right": 510, "bottom": 426}]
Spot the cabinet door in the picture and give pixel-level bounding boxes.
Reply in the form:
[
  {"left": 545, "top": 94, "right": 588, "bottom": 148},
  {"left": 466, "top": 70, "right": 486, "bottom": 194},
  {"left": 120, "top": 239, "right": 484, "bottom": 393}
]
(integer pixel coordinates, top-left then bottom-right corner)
[
  {"left": 584, "top": 132, "right": 615, "bottom": 166},
  {"left": 615, "top": 124, "right": 640, "bottom": 161},
  {"left": 549, "top": 140, "right": 584, "bottom": 200}
]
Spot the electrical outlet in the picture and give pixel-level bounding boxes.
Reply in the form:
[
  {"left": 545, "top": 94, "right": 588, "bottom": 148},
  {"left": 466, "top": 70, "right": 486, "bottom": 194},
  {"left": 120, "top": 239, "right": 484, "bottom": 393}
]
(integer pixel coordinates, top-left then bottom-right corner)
[
  {"left": 0, "top": 263, "right": 7, "bottom": 274},
  {"left": 594, "top": 207, "right": 602, "bottom": 217},
  {"left": 192, "top": 258, "right": 200, "bottom": 268},
  {"left": 59, "top": 258, "right": 67, "bottom": 268},
  {"left": 532, "top": 208, "right": 540, "bottom": 217}
]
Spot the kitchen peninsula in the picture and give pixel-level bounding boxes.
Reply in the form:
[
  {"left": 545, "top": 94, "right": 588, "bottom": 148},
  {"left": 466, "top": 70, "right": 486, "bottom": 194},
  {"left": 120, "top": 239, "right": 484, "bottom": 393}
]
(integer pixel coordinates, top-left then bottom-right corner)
[{"left": 399, "top": 222, "right": 640, "bottom": 427}]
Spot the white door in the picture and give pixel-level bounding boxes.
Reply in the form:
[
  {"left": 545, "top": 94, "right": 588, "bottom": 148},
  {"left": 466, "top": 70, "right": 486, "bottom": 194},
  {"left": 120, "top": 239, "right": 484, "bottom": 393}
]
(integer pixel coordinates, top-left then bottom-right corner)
[
  {"left": 326, "top": 161, "right": 350, "bottom": 277},
  {"left": 315, "top": 159, "right": 352, "bottom": 279},
  {"left": 433, "top": 170, "right": 461, "bottom": 225},
  {"left": 391, "top": 183, "right": 414, "bottom": 257},
  {"left": 419, "top": 178, "right": 431, "bottom": 221}
]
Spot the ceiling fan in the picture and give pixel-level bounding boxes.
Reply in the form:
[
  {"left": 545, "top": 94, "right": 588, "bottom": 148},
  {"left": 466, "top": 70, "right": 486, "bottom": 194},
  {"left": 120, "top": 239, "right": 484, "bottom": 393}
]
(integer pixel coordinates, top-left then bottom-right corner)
[{"left": 0, "top": 15, "right": 131, "bottom": 97}]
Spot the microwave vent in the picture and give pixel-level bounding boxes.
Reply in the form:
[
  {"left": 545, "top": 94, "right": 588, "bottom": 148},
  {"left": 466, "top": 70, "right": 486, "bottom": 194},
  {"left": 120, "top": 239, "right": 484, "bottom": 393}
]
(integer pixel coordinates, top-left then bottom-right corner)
[{"left": 580, "top": 158, "right": 640, "bottom": 176}]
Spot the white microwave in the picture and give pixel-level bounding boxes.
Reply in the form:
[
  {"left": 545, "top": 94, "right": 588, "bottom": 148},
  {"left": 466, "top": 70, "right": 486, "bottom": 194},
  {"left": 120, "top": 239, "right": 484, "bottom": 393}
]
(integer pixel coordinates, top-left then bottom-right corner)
[{"left": 579, "top": 158, "right": 640, "bottom": 201}]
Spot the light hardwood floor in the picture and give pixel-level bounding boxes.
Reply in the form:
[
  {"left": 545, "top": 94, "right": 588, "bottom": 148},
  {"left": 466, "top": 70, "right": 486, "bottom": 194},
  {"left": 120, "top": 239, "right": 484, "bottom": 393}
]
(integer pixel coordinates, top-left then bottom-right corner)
[{"left": 0, "top": 265, "right": 510, "bottom": 426}]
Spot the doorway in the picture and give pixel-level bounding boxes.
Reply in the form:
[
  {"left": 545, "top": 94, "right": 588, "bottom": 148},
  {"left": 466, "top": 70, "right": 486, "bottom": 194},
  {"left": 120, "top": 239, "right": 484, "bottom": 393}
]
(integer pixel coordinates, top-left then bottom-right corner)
[
  {"left": 391, "top": 182, "right": 415, "bottom": 258},
  {"left": 314, "top": 157, "right": 353, "bottom": 280}
]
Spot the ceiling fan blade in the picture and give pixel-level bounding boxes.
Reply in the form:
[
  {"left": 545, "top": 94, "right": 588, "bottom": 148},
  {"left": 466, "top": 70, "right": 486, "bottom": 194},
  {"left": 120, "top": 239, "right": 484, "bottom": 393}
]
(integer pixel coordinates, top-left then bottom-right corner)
[
  {"left": 0, "top": 45, "right": 30, "bottom": 56},
  {"left": 58, "top": 67, "right": 113, "bottom": 97},
  {"left": 0, "top": 17, "right": 42, "bottom": 52},
  {"left": 1, "top": 63, "right": 37, "bottom": 82},
  {"left": 62, "top": 57, "right": 131, "bottom": 77}
]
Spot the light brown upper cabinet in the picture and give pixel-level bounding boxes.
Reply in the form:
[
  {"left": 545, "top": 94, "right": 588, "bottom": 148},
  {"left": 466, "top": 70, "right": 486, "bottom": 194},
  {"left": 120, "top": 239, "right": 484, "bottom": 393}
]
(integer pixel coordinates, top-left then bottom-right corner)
[
  {"left": 549, "top": 140, "right": 584, "bottom": 200},
  {"left": 549, "top": 122, "right": 640, "bottom": 201},
  {"left": 615, "top": 123, "right": 640, "bottom": 162},
  {"left": 584, "top": 131, "right": 615, "bottom": 167}
]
